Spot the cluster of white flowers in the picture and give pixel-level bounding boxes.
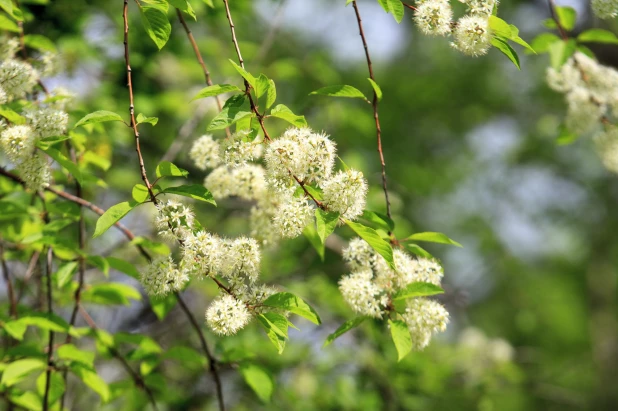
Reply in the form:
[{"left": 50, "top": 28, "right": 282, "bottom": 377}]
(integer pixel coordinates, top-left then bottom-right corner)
[
  {"left": 0, "top": 39, "right": 69, "bottom": 191},
  {"left": 455, "top": 327, "right": 515, "bottom": 383},
  {"left": 339, "top": 237, "right": 449, "bottom": 350},
  {"left": 140, "top": 256, "right": 189, "bottom": 297},
  {"left": 190, "top": 127, "right": 368, "bottom": 246},
  {"left": 592, "top": 0, "right": 618, "bottom": 19},
  {"left": 412, "top": 0, "right": 495, "bottom": 57},
  {"left": 546, "top": 52, "right": 618, "bottom": 173}
]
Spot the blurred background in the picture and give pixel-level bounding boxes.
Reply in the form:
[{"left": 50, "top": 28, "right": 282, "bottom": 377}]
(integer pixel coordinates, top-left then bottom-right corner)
[{"left": 12, "top": 0, "right": 618, "bottom": 409}]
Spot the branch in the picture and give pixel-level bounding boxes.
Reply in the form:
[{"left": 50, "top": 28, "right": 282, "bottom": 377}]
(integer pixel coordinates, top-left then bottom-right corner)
[
  {"left": 0, "top": 243, "right": 17, "bottom": 318},
  {"left": 547, "top": 0, "right": 569, "bottom": 41}
]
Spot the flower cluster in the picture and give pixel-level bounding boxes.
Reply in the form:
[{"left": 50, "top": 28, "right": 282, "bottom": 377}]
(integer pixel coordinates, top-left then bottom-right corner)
[
  {"left": 412, "top": 0, "right": 495, "bottom": 57},
  {"left": 455, "top": 327, "right": 515, "bottom": 383},
  {"left": 339, "top": 237, "right": 449, "bottom": 350},
  {"left": 592, "top": 0, "right": 618, "bottom": 19},
  {"left": 190, "top": 127, "right": 368, "bottom": 246},
  {"left": 0, "top": 37, "right": 69, "bottom": 191}
]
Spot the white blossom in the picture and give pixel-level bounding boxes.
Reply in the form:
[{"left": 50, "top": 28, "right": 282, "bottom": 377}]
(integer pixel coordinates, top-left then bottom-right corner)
[
  {"left": 190, "top": 134, "right": 222, "bottom": 170},
  {"left": 181, "top": 230, "right": 222, "bottom": 277},
  {"left": 205, "top": 294, "right": 251, "bottom": 335},
  {"left": 458, "top": 0, "right": 497, "bottom": 16},
  {"left": 220, "top": 130, "right": 262, "bottom": 167},
  {"left": 401, "top": 297, "right": 449, "bottom": 351},
  {"left": 321, "top": 169, "right": 367, "bottom": 220},
  {"left": 452, "top": 15, "right": 492, "bottom": 57},
  {"left": 1, "top": 125, "right": 36, "bottom": 163},
  {"left": 17, "top": 152, "right": 50, "bottom": 191},
  {"left": 0, "top": 38, "right": 20, "bottom": 61},
  {"left": 220, "top": 236, "right": 261, "bottom": 283},
  {"left": 154, "top": 199, "right": 195, "bottom": 241},
  {"left": 140, "top": 256, "right": 189, "bottom": 297},
  {"left": 338, "top": 270, "right": 387, "bottom": 318},
  {"left": 272, "top": 195, "right": 314, "bottom": 238},
  {"left": 342, "top": 237, "right": 374, "bottom": 271},
  {"left": 0, "top": 59, "right": 38, "bottom": 101},
  {"left": 414, "top": 0, "right": 453, "bottom": 36},
  {"left": 204, "top": 164, "right": 266, "bottom": 201},
  {"left": 23, "top": 108, "right": 69, "bottom": 138},
  {"left": 592, "top": 0, "right": 618, "bottom": 19}
]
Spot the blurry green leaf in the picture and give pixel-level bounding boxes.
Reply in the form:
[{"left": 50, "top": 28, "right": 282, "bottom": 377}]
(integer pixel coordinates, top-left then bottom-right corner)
[
  {"left": 136, "top": 113, "right": 158, "bottom": 126},
  {"left": 56, "top": 261, "right": 78, "bottom": 287},
  {"left": 1, "top": 359, "right": 46, "bottom": 386},
  {"left": 0, "top": 14, "right": 19, "bottom": 32},
  {"left": 557, "top": 124, "right": 579, "bottom": 145},
  {"left": 150, "top": 293, "right": 178, "bottom": 320},
  {"left": 0, "top": 107, "right": 26, "bottom": 124},
  {"left": 303, "top": 223, "right": 325, "bottom": 261},
  {"left": 202, "top": 0, "right": 214, "bottom": 7},
  {"left": 162, "top": 184, "right": 216, "bottom": 204},
  {"left": 82, "top": 151, "right": 111, "bottom": 171},
  {"left": 58, "top": 344, "right": 95, "bottom": 367},
  {"left": 578, "top": 28, "right": 618, "bottom": 45},
  {"left": 132, "top": 184, "right": 150, "bottom": 203},
  {"left": 240, "top": 363, "right": 274, "bottom": 403},
  {"left": 36, "top": 372, "right": 65, "bottom": 406},
  {"left": 229, "top": 59, "right": 256, "bottom": 89},
  {"left": 74, "top": 110, "right": 124, "bottom": 128},
  {"left": 208, "top": 94, "right": 253, "bottom": 131},
  {"left": 82, "top": 283, "right": 142, "bottom": 305},
  {"left": 156, "top": 161, "right": 189, "bottom": 178},
  {"left": 310, "top": 85, "right": 368, "bottom": 101},
  {"left": 548, "top": 38, "right": 576, "bottom": 69},
  {"left": 361, "top": 210, "right": 394, "bottom": 232},
  {"left": 402, "top": 242, "right": 433, "bottom": 259},
  {"left": 386, "top": 0, "right": 404, "bottom": 23},
  {"left": 140, "top": 6, "right": 171, "bottom": 50},
  {"left": 508, "top": 25, "right": 535, "bottom": 53},
  {"left": 164, "top": 346, "right": 207, "bottom": 368},
  {"left": 262, "top": 292, "right": 321, "bottom": 325},
  {"left": 530, "top": 33, "right": 561, "bottom": 54},
  {"left": 0, "top": 0, "right": 23, "bottom": 21},
  {"left": 266, "top": 79, "right": 277, "bottom": 109},
  {"left": 576, "top": 45, "right": 595, "bottom": 59},
  {"left": 491, "top": 37, "right": 520, "bottom": 70},
  {"left": 258, "top": 313, "right": 288, "bottom": 354},
  {"left": 3, "top": 314, "right": 71, "bottom": 340},
  {"left": 192, "top": 84, "right": 242, "bottom": 101},
  {"left": 377, "top": 0, "right": 388, "bottom": 13},
  {"left": 93, "top": 200, "right": 140, "bottom": 238},
  {"left": 106, "top": 257, "right": 139, "bottom": 279},
  {"left": 70, "top": 363, "right": 110, "bottom": 402},
  {"left": 87, "top": 255, "right": 110, "bottom": 277},
  {"left": 392, "top": 282, "right": 444, "bottom": 301},
  {"left": 23, "top": 34, "right": 56, "bottom": 52},
  {"left": 488, "top": 16, "right": 512, "bottom": 38},
  {"left": 36, "top": 135, "right": 71, "bottom": 150},
  {"left": 269, "top": 104, "right": 307, "bottom": 127},
  {"left": 405, "top": 231, "right": 462, "bottom": 247},
  {"left": 9, "top": 391, "right": 42, "bottom": 410},
  {"left": 555, "top": 6, "right": 576, "bottom": 31},
  {"left": 367, "top": 78, "right": 382, "bottom": 101},
  {"left": 168, "top": 0, "right": 196, "bottom": 20},
  {"left": 131, "top": 237, "right": 170, "bottom": 255},
  {"left": 346, "top": 220, "right": 394, "bottom": 269},
  {"left": 324, "top": 316, "right": 367, "bottom": 346},
  {"left": 389, "top": 319, "right": 412, "bottom": 361},
  {"left": 315, "top": 209, "right": 339, "bottom": 244},
  {"left": 43, "top": 147, "right": 98, "bottom": 186}
]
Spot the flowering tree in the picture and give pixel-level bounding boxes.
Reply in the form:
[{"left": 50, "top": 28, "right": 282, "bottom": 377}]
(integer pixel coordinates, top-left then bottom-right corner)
[{"left": 0, "top": 0, "right": 617, "bottom": 409}]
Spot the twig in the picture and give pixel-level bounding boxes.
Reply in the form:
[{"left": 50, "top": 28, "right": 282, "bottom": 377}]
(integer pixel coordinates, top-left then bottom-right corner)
[
  {"left": 42, "top": 247, "right": 54, "bottom": 411},
  {"left": 0, "top": 243, "right": 17, "bottom": 318},
  {"left": 547, "top": 0, "right": 569, "bottom": 41},
  {"left": 401, "top": 1, "right": 417, "bottom": 12},
  {"left": 351, "top": 1, "right": 392, "bottom": 223}
]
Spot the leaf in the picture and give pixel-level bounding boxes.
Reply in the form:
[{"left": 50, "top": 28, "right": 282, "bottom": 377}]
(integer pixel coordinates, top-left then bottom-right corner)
[
  {"left": 192, "top": 84, "right": 242, "bottom": 101},
  {"left": 131, "top": 236, "right": 170, "bottom": 255},
  {"left": 257, "top": 313, "right": 288, "bottom": 354},
  {"left": 402, "top": 242, "right": 433, "bottom": 259},
  {"left": 202, "top": 0, "right": 214, "bottom": 8},
  {"left": 36, "top": 372, "right": 65, "bottom": 405},
  {"left": 106, "top": 257, "right": 139, "bottom": 279},
  {"left": 208, "top": 94, "right": 253, "bottom": 131},
  {"left": 266, "top": 79, "right": 277, "bottom": 109},
  {"left": 23, "top": 34, "right": 56, "bottom": 52},
  {"left": 81, "top": 283, "right": 141, "bottom": 305},
  {"left": 261, "top": 292, "right": 321, "bottom": 325},
  {"left": 87, "top": 255, "right": 110, "bottom": 277},
  {"left": 530, "top": 33, "right": 561, "bottom": 54},
  {"left": 3, "top": 314, "right": 71, "bottom": 341},
  {"left": 56, "top": 261, "right": 78, "bottom": 288},
  {"left": 386, "top": 0, "right": 404, "bottom": 23},
  {"left": 508, "top": 25, "right": 535, "bottom": 53},
  {"left": 164, "top": 346, "right": 207, "bottom": 368},
  {"left": 0, "top": 14, "right": 19, "bottom": 32},
  {"left": 36, "top": 135, "right": 71, "bottom": 150},
  {"left": 162, "top": 184, "right": 216, "bottom": 204},
  {"left": 324, "top": 316, "right": 367, "bottom": 346},
  {"left": 315, "top": 209, "right": 339, "bottom": 245},
  {"left": 239, "top": 363, "right": 274, "bottom": 403},
  {"left": 389, "top": 319, "right": 412, "bottom": 361},
  {"left": 168, "top": 0, "right": 196, "bottom": 20},
  {"left": 150, "top": 293, "right": 178, "bottom": 320},
  {"left": 367, "top": 78, "right": 382, "bottom": 101},
  {"left": 0, "top": 107, "right": 26, "bottom": 124},
  {"left": 9, "top": 392, "right": 41, "bottom": 411},
  {"left": 377, "top": 0, "right": 389, "bottom": 13},
  {"left": 488, "top": 16, "right": 512, "bottom": 38},
  {"left": 578, "top": 28, "right": 618, "bottom": 45},
  {"left": 156, "top": 161, "right": 189, "bottom": 178},
  {"left": 556, "top": 123, "right": 579, "bottom": 145},
  {"left": 310, "top": 85, "right": 368, "bottom": 101},
  {"left": 43, "top": 147, "right": 97, "bottom": 186},
  {"left": 345, "top": 220, "right": 394, "bottom": 269},
  {"left": 228, "top": 59, "right": 256, "bottom": 89},
  {"left": 491, "top": 37, "right": 520, "bottom": 70},
  {"left": 0, "top": 0, "right": 23, "bottom": 21},
  {"left": 303, "top": 223, "right": 325, "bottom": 261},
  {"left": 70, "top": 364, "right": 110, "bottom": 402},
  {"left": 136, "top": 113, "right": 158, "bottom": 126},
  {"left": 132, "top": 184, "right": 150, "bottom": 203},
  {"left": 74, "top": 110, "right": 124, "bottom": 128},
  {"left": 140, "top": 5, "right": 171, "bottom": 50},
  {"left": 361, "top": 210, "right": 394, "bottom": 232},
  {"left": 1, "top": 359, "right": 46, "bottom": 386},
  {"left": 269, "top": 104, "right": 307, "bottom": 127},
  {"left": 255, "top": 74, "right": 270, "bottom": 98},
  {"left": 555, "top": 6, "right": 576, "bottom": 31},
  {"left": 392, "top": 282, "right": 444, "bottom": 301},
  {"left": 405, "top": 231, "right": 462, "bottom": 247},
  {"left": 548, "top": 38, "right": 576, "bottom": 69},
  {"left": 93, "top": 200, "right": 140, "bottom": 238},
  {"left": 257, "top": 313, "right": 289, "bottom": 339},
  {"left": 57, "top": 344, "right": 95, "bottom": 367}
]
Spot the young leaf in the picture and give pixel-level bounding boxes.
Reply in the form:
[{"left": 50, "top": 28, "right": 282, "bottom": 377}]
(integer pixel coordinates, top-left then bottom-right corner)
[
  {"left": 345, "top": 220, "right": 394, "bottom": 269},
  {"left": 266, "top": 79, "right": 277, "bottom": 109},
  {"left": 555, "top": 6, "right": 576, "bottom": 31},
  {"left": 0, "top": 107, "right": 26, "bottom": 124},
  {"left": 303, "top": 223, "right": 325, "bottom": 261},
  {"left": 150, "top": 293, "right": 178, "bottom": 320},
  {"left": 132, "top": 184, "right": 151, "bottom": 203},
  {"left": 35, "top": 372, "right": 65, "bottom": 405},
  {"left": 402, "top": 242, "right": 433, "bottom": 259},
  {"left": 56, "top": 261, "right": 78, "bottom": 288},
  {"left": 0, "top": 14, "right": 19, "bottom": 32},
  {"left": 386, "top": 0, "right": 404, "bottom": 23},
  {"left": 578, "top": 29, "right": 618, "bottom": 45},
  {"left": 491, "top": 37, "right": 520, "bottom": 70},
  {"left": 93, "top": 200, "right": 140, "bottom": 238},
  {"left": 488, "top": 16, "right": 512, "bottom": 38},
  {"left": 361, "top": 210, "right": 395, "bottom": 232},
  {"left": 208, "top": 94, "right": 253, "bottom": 131},
  {"left": 139, "top": 5, "right": 171, "bottom": 50},
  {"left": 548, "top": 38, "right": 576, "bottom": 69},
  {"left": 162, "top": 184, "right": 216, "bottom": 204},
  {"left": 43, "top": 147, "right": 97, "bottom": 186},
  {"left": 228, "top": 59, "right": 256, "bottom": 89},
  {"left": 0, "top": 0, "right": 23, "bottom": 21},
  {"left": 530, "top": 33, "right": 561, "bottom": 54},
  {"left": 261, "top": 292, "right": 321, "bottom": 325},
  {"left": 310, "top": 85, "right": 368, "bottom": 101},
  {"left": 57, "top": 344, "right": 96, "bottom": 367},
  {"left": 258, "top": 313, "right": 288, "bottom": 354},
  {"left": 73, "top": 110, "right": 124, "bottom": 128},
  {"left": 168, "top": 0, "right": 196, "bottom": 20},
  {"left": 405, "top": 231, "right": 462, "bottom": 247},
  {"left": 131, "top": 237, "right": 170, "bottom": 255},
  {"left": 106, "top": 257, "right": 140, "bottom": 279},
  {"left": 376, "top": 0, "right": 389, "bottom": 13},
  {"left": 324, "top": 316, "right": 367, "bottom": 346},
  {"left": 23, "top": 34, "right": 56, "bottom": 52},
  {"left": 136, "top": 113, "right": 158, "bottom": 126},
  {"left": 367, "top": 78, "right": 382, "bottom": 101},
  {"left": 36, "top": 135, "right": 71, "bottom": 150},
  {"left": 255, "top": 74, "right": 270, "bottom": 98},
  {"left": 70, "top": 364, "right": 110, "bottom": 402},
  {"left": 315, "top": 209, "right": 339, "bottom": 244},
  {"left": 239, "top": 363, "right": 274, "bottom": 403},
  {"left": 156, "top": 161, "right": 189, "bottom": 178},
  {"left": 192, "top": 84, "right": 242, "bottom": 101},
  {"left": 81, "top": 283, "right": 142, "bottom": 305},
  {"left": 269, "top": 104, "right": 307, "bottom": 127},
  {"left": 389, "top": 319, "right": 412, "bottom": 362},
  {"left": 1, "top": 359, "right": 46, "bottom": 386},
  {"left": 392, "top": 282, "right": 444, "bottom": 301}
]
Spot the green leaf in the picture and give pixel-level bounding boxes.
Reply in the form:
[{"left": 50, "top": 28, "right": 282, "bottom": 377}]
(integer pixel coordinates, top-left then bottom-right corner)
[
  {"left": 0, "top": 14, "right": 19, "bottom": 32},
  {"left": 74, "top": 110, "right": 124, "bottom": 128},
  {"left": 43, "top": 147, "right": 97, "bottom": 186},
  {"left": 208, "top": 94, "right": 253, "bottom": 131},
  {"left": 131, "top": 237, "right": 170, "bottom": 255},
  {"left": 578, "top": 28, "right": 618, "bottom": 45},
  {"left": 405, "top": 231, "right": 462, "bottom": 247},
  {"left": 239, "top": 363, "right": 274, "bottom": 403},
  {"left": 257, "top": 313, "right": 288, "bottom": 354},
  {"left": 255, "top": 74, "right": 270, "bottom": 98},
  {"left": 228, "top": 59, "right": 256, "bottom": 89},
  {"left": 192, "top": 84, "right": 242, "bottom": 101},
  {"left": 261, "top": 292, "right": 321, "bottom": 325},
  {"left": 324, "top": 316, "right": 367, "bottom": 346},
  {"left": 556, "top": 123, "right": 579, "bottom": 145},
  {"left": 392, "top": 282, "right": 444, "bottom": 301},
  {"left": 132, "top": 184, "right": 151, "bottom": 203},
  {"left": 367, "top": 78, "right": 382, "bottom": 101},
  {"left": 202, "top": 0, "right": 214, "bottom": 8},
  {"left": 0, "top": 107, "right": 26, "bottom": 124},
  {"left": 57, "top": 343, "right": 95, "bottom": 367},
  {"left": 140, "top": 5, "right": 171, "bottom": 50},
  {"left": 150, "top": 293, "right": 178, "bottom": 320},
  {"left": 106, "top": 257, "right": 140, "bottom": 279},
  {"left": 70, "top": 364, "right": 110, "bottom": 402},
  {"left": 168, "top": 0, "right": 196, "bottom": 20},
  {"left": 386, "top": 0, "right": 404, "bottom": 23},
  {"left": 1, "top": 359, "right": 46, "bottom": 386},
  {"left": 269, "top": 104, "right": 307, "bottom": 127},
  {"left": 136, "top": 113, "right": 158, "bottom": 126},
  {"left": 36, "top": 135, "right": 71, "bottom": 150},
  {"left": 315, "top": 209, "right": 339, "bottom": 245},
  {"left": 10, "top": 391, "right": 42, "bottom": 410},
  {"left": 93, "top": 200, "right": 140, "bottom": 238},
  {"left": 23, "top": 34, "right": 56, "bottom": 52},
  {"left": 0, "top": 0, "right": 23, "bottom": 21},
  {"left": 82, "top": 283, "right": 141, "bottom": 305},
  {"left": 508, "top": 25, "right": 535, "bottom": 53},
  {"left": 530, "top": 33, "right": 561, "bottom": 54},
  {"left": 266, "top": 79, "right": 277, "bottom": 109},
  {"left": 164, "top": 346, "right": 207, "bottom": 369},
  {"left": 361, "top": 210, "right": 394, "bottom": 232},
  {"left": 310, "top": 85, "right": 368, "bottom": 101},
  {"left": 87, "top": 255, "right": 110, "bottom": 277},
  {"left": 402, "top": 242, "right": 433, "bottom": 259},
  {"left": 555, "top": 6, "right": 576, "bottom": 31},
  {"left": 491, "top": 37, "right": 520, "bottom": 70},
  {"left": 162, "top": 184, "right": 216, "bottom": 204},
  {"left": 389, "top": 319, "right": 412, "bottom": 361},
  {"left": 377, "top": 0, "right": 389, "bottom": 13},
  {"left": 548, "top": 38, "right": 576, "bottom": 69},
  {"left": 82, "top": 150, "right": 111, "bottom": 171},
  {"left": 345, "top": 220, "right": 394, "bottom": 269},
  {"left": 56, "top": 261, "right": 78, "bottom": 288},
  {"left": 156, "top": 161, "right": 189, "bottom": 178},
  {"left": 3, "top": 314, "right": 71, "bottom": 341},
  {"left": 303, "top": 223, "right": 325, "bottom": 261},
  {"left": 488, "top": 16, "right": 512, "bottom": 38},
  {"left": 36, "top": 372, "right": 65, "bottom": 405}
]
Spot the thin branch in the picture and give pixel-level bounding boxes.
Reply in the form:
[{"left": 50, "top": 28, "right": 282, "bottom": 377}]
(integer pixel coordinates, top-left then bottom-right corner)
[
  {"left": 351, "top": 1, "right": 392, "bottom": 223},
  {"left": 42, "top": 247, "right": 54, "bottom": 411},
  {"left": 175, "top": 293, "right": 225, "bottom": 411},
  {"left": 547, "top": 0, "right": 569, "bottom": 41},
  {"left": 0, "top": 243, "right": 17, "bottom": 318}
]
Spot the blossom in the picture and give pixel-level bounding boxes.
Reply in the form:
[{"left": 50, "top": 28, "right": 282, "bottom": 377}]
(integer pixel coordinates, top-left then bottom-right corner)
[
  {"left": 140, "top": 256, "right": 189, "bottom": 297},
  {"left": 154, "top": 199, "right": 195, "bottom": 241},
  {"left": 321, "top": 169, "right": 367, "bottom": 220},
  {"left": 204, "top": 164, "right": 266, "bottom": 201},
  {"left": 452, "top": 15, "right": 492, "bottom": 57},
  {"left": 23, "top": 108, "right": 69, "bottom": 138},
  {"left": 220, "top": 236, "right": 261, "bottom": 283},
  {"left": 0, "top": 59, "right": 38, "bottom": 100},
  {"left": 190, "top": 134, "right": 222, "bottom": 170},
  {"left": 272, "top": 195, "right": 314, "bottom": 238},
  {"left": 338, "top": 270, "right": 387, "bottom": 318},
  {"left": 342, "top": 237, "right": 375, "bottom": 271},
  {"left": 1, "top": 125, "right": 36, "bottom": 163},
  {"left": 401, "top": 297, "right": 449, "bottom": 351},
  {"left": 220, "top": 130, "right": 262, "bottom": 167},
  {"left": 181, "top": 230, "right": 222, "bottom": 277},
  {"left": 592, "top": 0, "right": 618, "bottom": 19},
  {"left": 0, "top": 38, "right": 20, "bottom": 61},
  {"left": 458, "top": 0, "right": 497, "bottom": 16},
  {"left": 414, "top": 0, "right": 453, "bottom": 36},
  {"left": 17, "top": 152, "right": 50, "bottom": 191},
  {"left": 205, "top": 294, "right": 251, "bottom": 335}
]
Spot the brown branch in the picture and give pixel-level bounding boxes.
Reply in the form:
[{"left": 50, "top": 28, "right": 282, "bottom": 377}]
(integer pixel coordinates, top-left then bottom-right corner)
[
  {"left": 401, "top": 1, "right": 417, "bottom": 12},
  {"left": 175, "top": 293, "right": 225, "bottom": 411},
  {"left": 352, "top": 1, "right": 392, "bottom": 223},
  {"left": 547, "top": 0, "right": 569, "bottom": 41},
  {"left": 42, "top": 247, "right": 54, "bottom": 411},
  {"left": 0, "top": 243, "right": 17, "bottom": 318}
]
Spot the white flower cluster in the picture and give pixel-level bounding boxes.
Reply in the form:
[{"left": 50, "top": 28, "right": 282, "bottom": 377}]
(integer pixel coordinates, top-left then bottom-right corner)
[
  {"left": 339, "top": 237, "right": 449, "bottom": 350},
  {"left": 412, "top": 0, "right": 495, "bottom": 57},
  {"left": 0, "top": 40, "right": 69, "bottom": 191},
  {"left": 592, "top": 0, "right": 618, "bottom": 19},
  {"left": 455, "top": 327, "right": 515, "bottom": 383},
  {"left": 190, "top": 127, "right": 368, "bottom": 246}
]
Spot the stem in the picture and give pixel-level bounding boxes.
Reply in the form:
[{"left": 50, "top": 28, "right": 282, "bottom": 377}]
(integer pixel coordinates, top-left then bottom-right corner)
[
  {"left": 42, "top": 247, "right": 54, "bottom": 411},
  {"left": 0, "top": 243, "right": 17, "bottom": 318},
  {"left": 547, "top": 0, "right": 569, "bottom": 41},
  {"left": 352, "top": 1, "right": 392, "bottom": 223},
  {"left": 175, "top": 293, "right": 225, "bottom": 411}
]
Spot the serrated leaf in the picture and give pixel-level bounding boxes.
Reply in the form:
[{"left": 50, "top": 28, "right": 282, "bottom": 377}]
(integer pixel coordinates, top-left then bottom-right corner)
[
  {"left": 315, "top": 209, "right": 339, "bottom": 244},
  {"left": 269, "top": 104, "right": 307, "bottom": 127},
  {"left": 367, "top": 78, "right": 382, "bottom": 101},
  {"left": 377, "top": 0, "right": 389, "bottom": 13},
  {"left": 255, "top": 74, "right": 270, "bottom": 98},
  {"left": 491, "top": 37, "right": 520, "bottom": 69},
  {"left": 162, "top": 184, "right": 216, "bottom": 204},
  {"left": 156, "top": 161, "right": 189, "bottom": 178},
  {"left": 1, "top": 359, "right": 46, "bottom": 386},
  {"left": 266, "top": 79, "right": 276, "bottom": 109},
  {"left": 324, "top": 316, "right": 367, "bottom": 346},
  {"left": 240, "top": 363, "right": 273, "bottom": 403},
  {"left": 258, "top": 313, "right": 288, "bottom": 354},
  {"left": 361, "top": 210, "right": 394, "bottom": 232},
  {"left": 389, "top": 319, "right": 412, "bottom": 361},
  {"left": 192, "top": 84, "right": 242, "bottom": 101},
  {"left": 406, "top": 231, "right": 462, "bottom": 247},
  {"left": 56, "top": 261, "right": 78, "bottom": 288},
  {"left": 140, "top": 5, "right": 171, "bottom": 50},
  {"left": 261, "top": 292, "right": 321, "bottom": 325},
  {"left": 93, "top": 200, "right": 140, "bottom": 238},
  {"left": 310, "top": 85, "right": 368, "bottom": 101},
  {"left": 386, "top": 0, "right": 404, "bottom": 23},
  {"left": 392, "top": 282, "right": 444, "bottom": 301},
  {"left": 74, "top": 110, "right": 124, "bottom": 128},
  {"left": 81, "top": 283, "right": 141, "bottom": 306},
  {"left": 228, "top": 59, "right": 256, "bottom": 89},
  {"left": 303, "top": 223, "right": 325, "bottom": 261},
  {"left": 578, "top": 28, "right": 618, "bottom": 45},
  {"left": 346, "top": 220, "right": 394, "bottom": 269},
  {"left": 257, "top": 313, "right": 289, "bottom": 339},
  {"left": 136, "top": 113, "right": 158, "bottom": 126}
]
